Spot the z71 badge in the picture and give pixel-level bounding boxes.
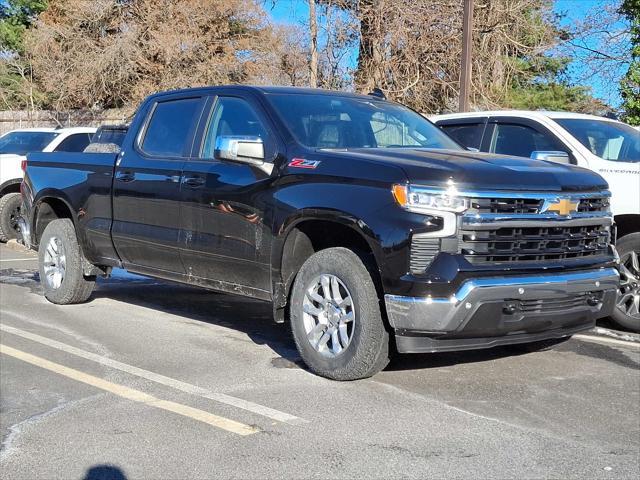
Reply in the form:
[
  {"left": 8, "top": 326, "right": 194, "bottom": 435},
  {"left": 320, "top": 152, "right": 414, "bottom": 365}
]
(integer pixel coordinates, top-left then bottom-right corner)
[{"left": 288, "top": 158, "right": 321, "bottom": 169}]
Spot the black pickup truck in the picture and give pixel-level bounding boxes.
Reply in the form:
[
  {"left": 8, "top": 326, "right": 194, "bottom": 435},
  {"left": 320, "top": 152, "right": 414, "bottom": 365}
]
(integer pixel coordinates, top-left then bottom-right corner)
[{"left": 20, "top": 86, "right": 620, "bottom": 380}]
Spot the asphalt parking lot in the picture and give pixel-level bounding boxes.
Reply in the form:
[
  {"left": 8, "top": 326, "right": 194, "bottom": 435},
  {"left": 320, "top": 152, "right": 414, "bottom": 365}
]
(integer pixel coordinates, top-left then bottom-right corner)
[{"left": 1, "top": 242, "right": 639, "bottom": 479}]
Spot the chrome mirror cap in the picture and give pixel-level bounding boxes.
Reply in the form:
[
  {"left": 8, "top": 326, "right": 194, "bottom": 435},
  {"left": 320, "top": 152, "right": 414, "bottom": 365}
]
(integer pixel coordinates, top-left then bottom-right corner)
[
  {"left": 214, "top": 136, "right": 272, "bottom": 174},
  {"left": 530, "top": 150, "right": 571, "bottom": 164}
]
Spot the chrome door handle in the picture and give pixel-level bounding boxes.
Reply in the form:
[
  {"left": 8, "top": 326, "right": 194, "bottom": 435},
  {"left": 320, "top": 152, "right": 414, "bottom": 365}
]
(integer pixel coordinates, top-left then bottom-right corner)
[
  {"left": 115, "top": 171, "right": 135, "bottom": 182},
  {"left": 183, "top": 176, "right": 205, "bottom": 187}
]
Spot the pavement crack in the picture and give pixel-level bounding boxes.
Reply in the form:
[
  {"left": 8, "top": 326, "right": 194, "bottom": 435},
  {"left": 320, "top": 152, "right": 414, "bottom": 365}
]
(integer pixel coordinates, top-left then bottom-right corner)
[{"left": 0, "top": 393, "right": 104, "bottom": 463}]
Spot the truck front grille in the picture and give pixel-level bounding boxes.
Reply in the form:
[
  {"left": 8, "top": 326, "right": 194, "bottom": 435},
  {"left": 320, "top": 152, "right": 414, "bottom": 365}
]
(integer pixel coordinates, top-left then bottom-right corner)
[
  {"left": 459, "top": 224, "right": 610, "bottom": 264},
  {"left": 407, "top": 190, "right": 612, "bottom": 273},
  {"left": 468, "top": 194, "right": 610, "bottom": 215}
]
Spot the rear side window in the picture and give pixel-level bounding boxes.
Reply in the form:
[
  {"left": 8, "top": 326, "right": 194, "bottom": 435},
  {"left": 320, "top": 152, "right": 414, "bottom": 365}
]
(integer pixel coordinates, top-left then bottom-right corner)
[
  {"left": 141, "top": 98, "right": 202, "bottom": 157},
  {"left": 54, "top": 133, "right": 92, "bottom": 152},
  {"left": 439, "top": 123, "right": 484, "bottom": 150}
]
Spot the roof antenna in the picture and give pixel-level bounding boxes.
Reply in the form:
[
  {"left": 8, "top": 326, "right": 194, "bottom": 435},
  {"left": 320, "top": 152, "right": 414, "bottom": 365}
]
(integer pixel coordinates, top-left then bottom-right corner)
[{"left": 368, "top": 87, "right": 386, "bottom": 100}]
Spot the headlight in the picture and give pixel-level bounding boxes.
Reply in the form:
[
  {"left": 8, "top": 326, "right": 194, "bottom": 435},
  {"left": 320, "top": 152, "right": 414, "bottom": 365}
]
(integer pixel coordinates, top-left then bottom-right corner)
[{"left": 392, "top": 184, "right": 469, "bottom": 214}]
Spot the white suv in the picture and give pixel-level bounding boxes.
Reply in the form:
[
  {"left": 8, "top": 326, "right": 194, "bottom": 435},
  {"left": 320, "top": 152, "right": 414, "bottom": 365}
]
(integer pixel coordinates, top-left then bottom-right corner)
[
  {"left": 0, "top": 127, "right": 96, "bottom": 242},
  {"left": 432, "top": 111, "right": 640, "bottom": 331}
]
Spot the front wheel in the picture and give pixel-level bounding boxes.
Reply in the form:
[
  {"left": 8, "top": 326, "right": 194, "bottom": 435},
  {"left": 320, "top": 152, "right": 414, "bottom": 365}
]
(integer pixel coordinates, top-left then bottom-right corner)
[
  {"left": 289, "top": 247, "right": 389, "bottom": 380},
  {"left": 611, "top": 233, "right": 640, "bottom": 332},
  {"left": 38, "top": 218, "right": 95, "bottom": 304}
]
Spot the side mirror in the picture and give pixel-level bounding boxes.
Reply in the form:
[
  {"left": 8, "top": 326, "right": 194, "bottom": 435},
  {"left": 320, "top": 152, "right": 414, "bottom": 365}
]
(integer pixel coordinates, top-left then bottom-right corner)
[
  {"left": 530, "top": 151, "right": 571, "bottom": 164},
  {"left": 215, "top": 135, "right": 264, "bottom": 161},
  {"left": 214, "top": 136, "right": 272, "bottom": 174}
]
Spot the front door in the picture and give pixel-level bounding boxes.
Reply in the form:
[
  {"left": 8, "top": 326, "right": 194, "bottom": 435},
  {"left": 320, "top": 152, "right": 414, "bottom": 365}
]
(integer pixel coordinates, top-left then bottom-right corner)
[
  {"left": 179, "top": 95, "right": 277, "bottom": 297},
  {"left": 112, "top": 95, "right": 205, "bottom": 273}
]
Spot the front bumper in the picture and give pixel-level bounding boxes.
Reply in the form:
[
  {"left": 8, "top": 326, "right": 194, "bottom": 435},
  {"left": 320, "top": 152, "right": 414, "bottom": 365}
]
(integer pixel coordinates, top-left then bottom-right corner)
[{"left": 385, "top": 267, "right": 619, "bottom": 353}]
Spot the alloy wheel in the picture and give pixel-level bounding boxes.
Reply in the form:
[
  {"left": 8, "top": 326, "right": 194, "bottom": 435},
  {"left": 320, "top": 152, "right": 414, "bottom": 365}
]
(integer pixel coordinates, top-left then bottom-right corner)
[
  {"left": 302, "top": 274, "right": 355, "bottom": 357},
  {"left": 617, "top": 249, "right": 640, "bottom": 319},
  {"left": 43, "top": 236, "right": 66, "bottom": 290}
]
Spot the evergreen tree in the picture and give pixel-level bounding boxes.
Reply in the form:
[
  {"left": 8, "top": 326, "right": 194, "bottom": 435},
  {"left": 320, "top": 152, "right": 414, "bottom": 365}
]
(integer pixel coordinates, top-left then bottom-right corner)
[
  {"left": 0, "top": 0, "right": 47, "bottom": 54},
  {"left": 620, "top": 0, "right": 640, "bottom": 125}
]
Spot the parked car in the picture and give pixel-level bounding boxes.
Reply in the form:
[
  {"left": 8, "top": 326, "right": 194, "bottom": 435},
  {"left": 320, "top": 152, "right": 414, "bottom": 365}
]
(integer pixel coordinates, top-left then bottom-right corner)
[
  {"left": 19, "top": 87, "right": 619, "bottom": 380},
  {"left": 0, "top": 127, "right": 96, "bottom": 242},
  {"left": 85, "top": 124, "right": 129, "bottom": 153},
  {"left": 432, "top": 111, "right": 640, "bottom": 331}
]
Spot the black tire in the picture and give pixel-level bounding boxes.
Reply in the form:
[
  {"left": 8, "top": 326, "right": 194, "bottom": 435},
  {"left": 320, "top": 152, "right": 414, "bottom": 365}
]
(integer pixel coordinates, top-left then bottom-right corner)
[
  {"left": 0, "top": 193, "right": 22, "bottom": 242},
  {"left": 289, "top": 247, "right": 389, "bottom": 381},
  {"left": 38, "top": 218, "right": 95, "bottom": 304},
  {"left": 611, "top": 233, "right": 640, "bottom": 332}
]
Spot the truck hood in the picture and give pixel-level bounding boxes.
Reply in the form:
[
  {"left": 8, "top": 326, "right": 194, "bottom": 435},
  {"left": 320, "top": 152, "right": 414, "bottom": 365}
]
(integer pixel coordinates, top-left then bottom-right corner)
[{"left": 333, "top": 148, "right": 608, "bottom": 192}]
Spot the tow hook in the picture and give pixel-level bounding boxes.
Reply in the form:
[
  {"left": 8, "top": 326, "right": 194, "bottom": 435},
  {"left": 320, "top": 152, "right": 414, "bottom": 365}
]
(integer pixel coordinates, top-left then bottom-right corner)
[{"left": 587, "top": 295, "right": 602, "bottom": 307}]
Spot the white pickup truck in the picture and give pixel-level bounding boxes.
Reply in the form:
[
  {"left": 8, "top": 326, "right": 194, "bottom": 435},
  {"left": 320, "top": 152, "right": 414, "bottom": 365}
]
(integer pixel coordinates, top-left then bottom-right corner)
[
  {"left": 432, "top": 111, "right": 640, "bottom": 332},
  {"left": 0, "top": 127, "right": 96, "bottom": 242}
]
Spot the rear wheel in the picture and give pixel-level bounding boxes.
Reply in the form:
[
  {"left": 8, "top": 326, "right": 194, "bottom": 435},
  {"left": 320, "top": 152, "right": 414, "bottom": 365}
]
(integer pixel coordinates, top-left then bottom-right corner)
[
  {"left": 38, "top": 218, "right": 95, "bottom": 304},
  {"left": 289, "top": 247, "right": 389, "bottom": 380},
  {"left": 611, "top": 233, "right": 640, "bottom": 332},
  {"left": 0, "top": 193, "right": 22, "bottom": 242}
]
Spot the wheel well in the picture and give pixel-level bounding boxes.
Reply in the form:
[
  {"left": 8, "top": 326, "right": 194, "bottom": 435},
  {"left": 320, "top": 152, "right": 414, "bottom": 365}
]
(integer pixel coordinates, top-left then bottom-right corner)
[
  {"left": 615, "top": 214, "right": 640, "bottom": 241},
  {"left": 279, "top": 220, "right": 380, "bottom": 307},
  {"left": 0, "top": 182, "right": 21, "bottom": 196},
  {"left": 35, "top": 198, "right": 74, "bottom": 247}
]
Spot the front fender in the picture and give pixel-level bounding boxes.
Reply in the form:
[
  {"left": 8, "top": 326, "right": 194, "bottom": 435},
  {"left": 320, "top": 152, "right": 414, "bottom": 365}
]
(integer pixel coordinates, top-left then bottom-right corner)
[{"left": 269, "top": 180, "right": 440, "bottom": 302}]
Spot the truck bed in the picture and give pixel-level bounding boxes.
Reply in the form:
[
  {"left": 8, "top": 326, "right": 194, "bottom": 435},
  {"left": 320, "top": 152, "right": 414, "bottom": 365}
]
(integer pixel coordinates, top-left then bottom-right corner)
[{"left": 24, "top": 152, "right": 120, "bottom": 265}]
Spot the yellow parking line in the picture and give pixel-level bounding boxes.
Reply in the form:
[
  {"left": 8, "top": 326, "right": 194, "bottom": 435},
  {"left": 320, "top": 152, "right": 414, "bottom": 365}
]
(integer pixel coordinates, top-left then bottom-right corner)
[{"left": 0, "top": 344, "right": 258, "bottom": 436}]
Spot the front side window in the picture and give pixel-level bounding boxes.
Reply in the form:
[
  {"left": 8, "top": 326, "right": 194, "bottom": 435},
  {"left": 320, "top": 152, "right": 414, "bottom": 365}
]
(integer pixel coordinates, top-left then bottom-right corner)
[
  {"left": 267, "top": 93, "right": 460, "bottom": 150},
  {"left": 201, "top": 97, "right": 268, "bottom": 158},
  {"left": 54, "top": 133, "right": 92, "bottom": 152},
  {"left": 141, "top": 98, "right": 202, "bottom": 157},
  {"left": 491, "top": 124, "right": 560, "bottom": 158},
  {"left": 554, "top": 118, "right": 640, "bottom": 163},
  {"left": 440, "top": 123, "right": 484, "bottom": 150},
  {"left": 0, "top": 131, "right": 59, "bottom": 155}
]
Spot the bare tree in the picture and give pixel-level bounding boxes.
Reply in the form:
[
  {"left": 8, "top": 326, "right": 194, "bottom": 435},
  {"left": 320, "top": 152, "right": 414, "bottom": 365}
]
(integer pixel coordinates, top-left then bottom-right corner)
[
  {"left": 25, "top": 0, "right": 295, "bottom": 110},
  {"left": 349, "top": 0, "right": 560, "bottom": 112},
  {"left": 555, "top": 0, "right": 632, "bottom": 106}
]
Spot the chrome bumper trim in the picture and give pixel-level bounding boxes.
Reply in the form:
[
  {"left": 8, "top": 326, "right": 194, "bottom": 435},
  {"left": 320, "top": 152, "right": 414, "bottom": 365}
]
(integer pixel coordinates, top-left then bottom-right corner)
[{"left": 385, "top": 268, "right": 619, "bottom": 332}]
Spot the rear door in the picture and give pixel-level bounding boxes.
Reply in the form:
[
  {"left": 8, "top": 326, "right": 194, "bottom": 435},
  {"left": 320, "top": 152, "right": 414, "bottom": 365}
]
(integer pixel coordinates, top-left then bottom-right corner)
[
  {"left": 435, "top": 117, "right": 488, "bottom": 150},
  {"left": 179, "top": 93, "right": 278, "bottom": 297},
  {"left": 112, "top": 95, "right": 206, "bottom": 273}
]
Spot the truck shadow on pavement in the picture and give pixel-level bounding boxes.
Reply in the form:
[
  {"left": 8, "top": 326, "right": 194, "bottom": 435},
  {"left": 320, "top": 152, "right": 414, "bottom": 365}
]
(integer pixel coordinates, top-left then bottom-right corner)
[
  {"left": 1, "top": 267, "right": 600, "bottom": 373},
  {"left": 88, "top": 272, "right": 542, "bottom": 372}
]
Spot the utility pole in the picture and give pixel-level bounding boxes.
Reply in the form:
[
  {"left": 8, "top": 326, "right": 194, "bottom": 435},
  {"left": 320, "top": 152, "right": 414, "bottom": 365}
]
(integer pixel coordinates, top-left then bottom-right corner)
[
  {"left": 309, "top": 0, "right": 318, "bottom": 88},
  {"left": 459, "top": 0, "right": 474, "bottom": 112}
]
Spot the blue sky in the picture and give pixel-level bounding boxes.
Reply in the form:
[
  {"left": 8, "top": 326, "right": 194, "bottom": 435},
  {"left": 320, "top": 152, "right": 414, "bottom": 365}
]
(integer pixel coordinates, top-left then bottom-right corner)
[{"left": 267, "top": 0, "right": 628, "bottom": 107}]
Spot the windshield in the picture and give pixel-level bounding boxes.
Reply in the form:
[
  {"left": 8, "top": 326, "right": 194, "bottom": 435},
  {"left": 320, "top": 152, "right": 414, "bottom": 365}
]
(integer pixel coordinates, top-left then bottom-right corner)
[
  {"left": 0, "top": 131, "right": 59, "bottom": 155},
  {"left": 267, "top": 93, "right": 461, "bottom": 150},
  {"left": 554, "top": 118, "right": 640, "bottom": 163}
]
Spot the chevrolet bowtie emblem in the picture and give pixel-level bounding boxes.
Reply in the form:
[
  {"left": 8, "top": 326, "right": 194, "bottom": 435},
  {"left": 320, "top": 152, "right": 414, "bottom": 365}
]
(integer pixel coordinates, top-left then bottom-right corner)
[{"left": 545, "top": 198, "right": 579, "bottom": 216}]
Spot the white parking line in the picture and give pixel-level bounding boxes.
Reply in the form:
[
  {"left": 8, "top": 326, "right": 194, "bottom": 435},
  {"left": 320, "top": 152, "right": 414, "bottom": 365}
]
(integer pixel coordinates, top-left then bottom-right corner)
[
  {"left": 574, "top": 334, "right": 640, "bottom": 349},
  {"left": 0, "top": 258, "right": 38, "bottom": 262},
  {"left": 0, "top": 324, "right": 308, "bottom": 425},
  {"left": 0, "top": 344, "right": 258, "bottom": 436}
]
